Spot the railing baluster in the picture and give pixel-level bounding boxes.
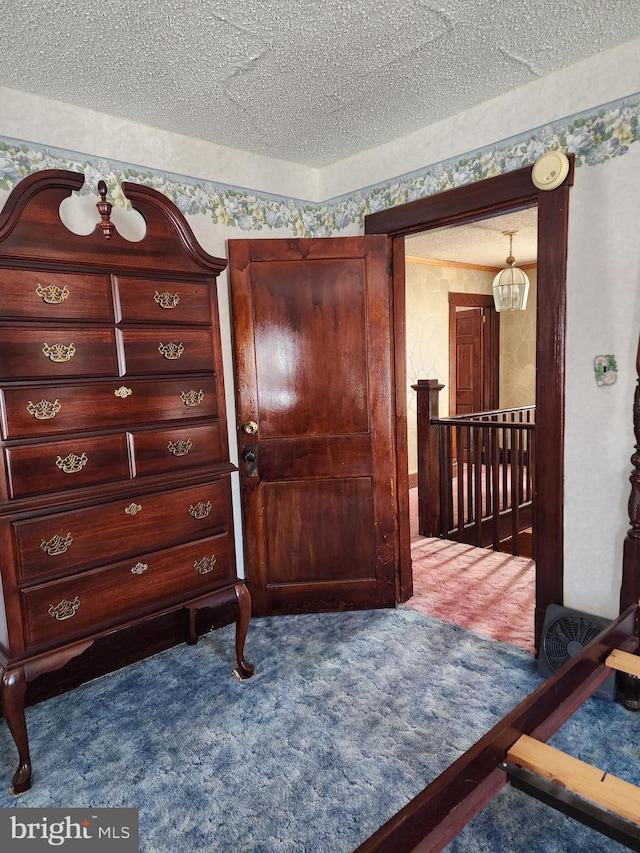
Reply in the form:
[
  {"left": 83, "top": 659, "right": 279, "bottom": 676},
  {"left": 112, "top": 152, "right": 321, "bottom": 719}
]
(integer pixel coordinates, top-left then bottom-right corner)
[
  {"left": 465, "top": 425, "right": 472, "bottom": 528},
  {"left": 473, "top": 428, "right": 482, "bottom": 546},
  {"left": 483, "top": 426, "right": 490, "bottom": 519},
  {"left": 528, "top": 410, "right": 533, "bottom": 500},
  {"left": 511, "top": 427, "right": 521, "bottom": 555},
  {"left": 501, "top": 426, "right": 508, "bottom": 511},
  {"left": 491, "top": 429, "right": 500, "bottom": 550},
  {"left": 440, "top": 426, "right": 452, "bottom": 536},
  {"left": 527, "top": 433, "right": 531, "bottom": 502},
  {"left": 456, "top": 425, "right": 465, "bottom": 541}
]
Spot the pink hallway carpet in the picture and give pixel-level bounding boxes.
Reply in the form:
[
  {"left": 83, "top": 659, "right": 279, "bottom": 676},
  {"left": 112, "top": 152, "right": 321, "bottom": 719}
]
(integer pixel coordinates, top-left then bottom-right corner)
[{"left": 404, "top": 490, "right": 536, "bottom": 653}]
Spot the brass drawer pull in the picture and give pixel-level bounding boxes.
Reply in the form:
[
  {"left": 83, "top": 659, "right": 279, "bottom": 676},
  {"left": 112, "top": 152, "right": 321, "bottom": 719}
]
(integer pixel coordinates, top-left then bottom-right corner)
[
  {"left": 36, "top": 282, "right": 69, "bottom": 304},
  {"left": 125, "top": 503, "right": 142, "bottom": 516},
  {"left": 48, "top": 596, "right": 80, "bottom": 621},
  {"left": 43, "top": 342, "right": 76, "bottom": 363},
  {"left": 114, "top": 386, "right": 132, "bottom": 398},
  {"left": 194, "top": 555, "right": 217, "bottom": 575},
  {"left": 40, "top": 532, "right": 73, "bottom": 556},
  {"left": 168, "top": 439, "right": 192, "bottom": 457},
  {"left": 154, "top": 290, "right": 180, "bottom": 309},
  {"left": 189, "top": 501, "right": 212, "bottom": 519},
  {"left": 158, "top": 341, "right": 184, "bottom": 360},
  {"left": 56, "top": 452, "right": 88, "bottom": 473},
  {"left": 180, "top": 389, "right": 204, "bottom": 407},
  {"left": 27, "top": 399, "right": 61, "bottom": 420},
  {"left": 131, "top": 562, "right": 148, "bottom": 575}
]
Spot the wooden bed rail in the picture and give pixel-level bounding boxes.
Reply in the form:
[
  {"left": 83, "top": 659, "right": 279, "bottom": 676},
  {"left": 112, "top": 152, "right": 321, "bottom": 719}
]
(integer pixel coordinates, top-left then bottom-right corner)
[{"left": 355, "top": 604, "right": 640, "bottom": 853}]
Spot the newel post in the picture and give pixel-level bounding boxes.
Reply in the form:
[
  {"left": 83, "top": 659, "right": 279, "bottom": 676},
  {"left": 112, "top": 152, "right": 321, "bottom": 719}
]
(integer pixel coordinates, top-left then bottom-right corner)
[{"left": 412, "top": 379, "right": 444, "bottom": 537}]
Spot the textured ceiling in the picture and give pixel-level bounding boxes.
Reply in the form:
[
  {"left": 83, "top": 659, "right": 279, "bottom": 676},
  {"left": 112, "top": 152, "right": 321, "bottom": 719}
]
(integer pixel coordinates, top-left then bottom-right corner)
[
  {"left": 2, "top": 1, "right": 640, "bottom": 167},
  {"left": 406, "top": 207, "right": 538, "bottom": 267}
]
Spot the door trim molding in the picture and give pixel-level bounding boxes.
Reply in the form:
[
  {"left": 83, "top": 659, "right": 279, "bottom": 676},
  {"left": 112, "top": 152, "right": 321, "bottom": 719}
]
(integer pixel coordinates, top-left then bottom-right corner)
[{"left": 365, "top": 161, "right": 573, "bottom": 650}]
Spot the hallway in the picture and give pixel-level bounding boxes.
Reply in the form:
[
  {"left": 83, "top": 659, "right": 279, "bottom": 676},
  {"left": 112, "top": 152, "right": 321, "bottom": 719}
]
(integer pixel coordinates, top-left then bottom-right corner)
[{"left": 406, "top": 489, "right": 536, "bottom": 652}]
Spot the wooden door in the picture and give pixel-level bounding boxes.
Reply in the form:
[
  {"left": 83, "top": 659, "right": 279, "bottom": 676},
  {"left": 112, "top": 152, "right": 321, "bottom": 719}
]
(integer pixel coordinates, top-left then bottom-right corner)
[
  {"left": 228, "top": 236, "right": 397, "bottom": 616},
  {"left": 448, "top": 292, "right": 499, "bottom": 418},
  {"left": 453, "top": 308, "right": 483, "bottom": 416},
  {"left": 452, "top": 307, "right": 483, "bottom": 467}
]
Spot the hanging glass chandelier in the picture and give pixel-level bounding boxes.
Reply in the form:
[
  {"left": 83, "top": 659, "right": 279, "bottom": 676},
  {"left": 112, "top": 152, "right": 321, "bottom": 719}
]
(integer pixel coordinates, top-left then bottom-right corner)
[{"left": 492, "top": 230, "right": 530, "bottom": 312}]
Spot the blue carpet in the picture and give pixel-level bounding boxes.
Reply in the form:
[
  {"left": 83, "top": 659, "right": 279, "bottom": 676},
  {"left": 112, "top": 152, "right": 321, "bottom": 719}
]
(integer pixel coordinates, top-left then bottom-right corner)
[{"left": 0, "top": 608, "right": 638, "bottom": 851}]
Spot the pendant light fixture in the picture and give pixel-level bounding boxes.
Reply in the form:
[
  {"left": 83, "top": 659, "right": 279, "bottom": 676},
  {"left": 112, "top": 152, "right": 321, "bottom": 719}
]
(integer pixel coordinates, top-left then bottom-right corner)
[{"left": 492, "top": 230, "right": 530, "bottom": 312}]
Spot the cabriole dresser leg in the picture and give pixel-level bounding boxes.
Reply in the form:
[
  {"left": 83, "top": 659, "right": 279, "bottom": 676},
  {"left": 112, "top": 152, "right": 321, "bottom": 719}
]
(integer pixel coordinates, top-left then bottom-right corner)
[
  {"left": 0, "top": 666, "right": 32, "bottom": 795},
  {"left": 233, "top": 582, "right": 254, "bottom": 681}
]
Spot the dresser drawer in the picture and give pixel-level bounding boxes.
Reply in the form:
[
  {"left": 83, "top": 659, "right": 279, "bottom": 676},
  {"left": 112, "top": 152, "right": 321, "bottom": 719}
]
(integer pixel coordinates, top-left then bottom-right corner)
[
  {"left": 115, "top": 276, "right": 211, "bottom": 325},
  {"left": 1, "top": 377, "right": 219, "bottom": 439},
  {"left": 132, "top": 423, "right": 225, "bottom": 477},
  {"left": 0, "top": 328, "right": 119, "bottom": 380},
  {"left": 5, "top": 433, "right": 131, "bottom": 499},
  {"left": 119, "top": 328, "right": 215, "bottom": 375},
  {"left": 14, "top": 479, "right": 232, "bottom": 582},
  {"left": 22, "top": 533, "right": 236, "bottom": 648},
  {"left": 0, "top": 268, "right": 113, "bottom": 322}
]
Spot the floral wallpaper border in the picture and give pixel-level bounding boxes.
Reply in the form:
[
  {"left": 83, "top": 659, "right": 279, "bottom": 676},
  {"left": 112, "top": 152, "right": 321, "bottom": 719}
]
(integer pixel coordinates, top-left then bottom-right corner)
[{"left": 1, "top": 91, "right": 639, "bottom": 237}]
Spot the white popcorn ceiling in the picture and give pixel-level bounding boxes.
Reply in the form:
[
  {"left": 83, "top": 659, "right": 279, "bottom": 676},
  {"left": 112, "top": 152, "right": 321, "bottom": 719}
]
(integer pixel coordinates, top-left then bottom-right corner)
[
  {"left": 2, "top": 0, "right": 640, "bottom": 168},
  {"left": 406, "top": 207, "right": 538, "bottom": 267}
]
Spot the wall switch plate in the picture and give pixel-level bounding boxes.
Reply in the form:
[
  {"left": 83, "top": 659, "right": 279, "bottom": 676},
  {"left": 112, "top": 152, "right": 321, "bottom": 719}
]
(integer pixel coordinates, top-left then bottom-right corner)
[{"left": 594, "top": 354, "right": 618, "bottom": 386}]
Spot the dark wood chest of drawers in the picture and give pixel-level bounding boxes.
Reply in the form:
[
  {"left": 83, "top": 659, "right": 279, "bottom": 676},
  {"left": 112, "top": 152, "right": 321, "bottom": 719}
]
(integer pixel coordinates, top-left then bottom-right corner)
[{"left": 0, "top": 170, "right": 253, "bottom": 794}]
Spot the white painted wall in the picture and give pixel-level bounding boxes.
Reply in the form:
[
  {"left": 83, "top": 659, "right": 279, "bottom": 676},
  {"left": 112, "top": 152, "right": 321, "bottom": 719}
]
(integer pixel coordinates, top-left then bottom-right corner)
[
  {"left": 2, "top": 36, "right": 640, "bottom": 617},
  {"left": 500, "top": 269, "right": 537, "bottom": 411},
  {"left": 564, "top": 145, "right": 640, "bottom": 615},
  {"left": 0, "top": 85, "right": 319, "bottom": 202}
]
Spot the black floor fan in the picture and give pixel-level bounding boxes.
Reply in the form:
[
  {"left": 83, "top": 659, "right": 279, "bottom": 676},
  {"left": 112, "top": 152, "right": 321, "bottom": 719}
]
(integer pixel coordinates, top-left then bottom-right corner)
[{"left": 537, "top": 603, "right": 616, "bottom": 701}]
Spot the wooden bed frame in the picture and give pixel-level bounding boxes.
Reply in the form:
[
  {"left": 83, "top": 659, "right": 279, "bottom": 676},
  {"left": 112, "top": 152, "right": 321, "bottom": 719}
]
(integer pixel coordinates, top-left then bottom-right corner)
[
  {"left": 356, "top": 604, "right": 640, "bottom": 852},
  {"left": 356, "top": 334, "right": 640, "bottom": 852}
]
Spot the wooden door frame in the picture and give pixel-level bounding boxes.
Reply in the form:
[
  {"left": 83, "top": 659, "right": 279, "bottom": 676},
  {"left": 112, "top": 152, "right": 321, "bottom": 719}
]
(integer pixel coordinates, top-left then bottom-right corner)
[
  {"left": 448, "top": 292, "right": 500, "bottom": 416},
  {"left": 365, "top": 161, "right": 573, "bottom": 650}
]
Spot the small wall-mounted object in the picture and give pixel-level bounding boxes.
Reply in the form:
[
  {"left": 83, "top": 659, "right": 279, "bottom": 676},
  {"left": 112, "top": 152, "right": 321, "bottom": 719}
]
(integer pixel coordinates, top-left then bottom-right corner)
[
  {"left": 531, "top": 151, "right": 570, "bottom": 191},
  {"left": 594, "top": 354, "right": 618, "bottom": 386}
]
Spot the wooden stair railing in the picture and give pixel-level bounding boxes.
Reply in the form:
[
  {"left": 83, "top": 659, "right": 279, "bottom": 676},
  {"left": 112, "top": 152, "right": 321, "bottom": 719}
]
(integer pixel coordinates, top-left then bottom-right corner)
[{"left": 413, "top": 379, "right": 535, "bottom": 556}]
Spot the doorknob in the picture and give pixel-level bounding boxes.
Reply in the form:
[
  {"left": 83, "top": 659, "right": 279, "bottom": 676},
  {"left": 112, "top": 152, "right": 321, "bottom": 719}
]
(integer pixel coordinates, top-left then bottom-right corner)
[{"left": 242, "top": 420, "right": 258, "bottom": 435}]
